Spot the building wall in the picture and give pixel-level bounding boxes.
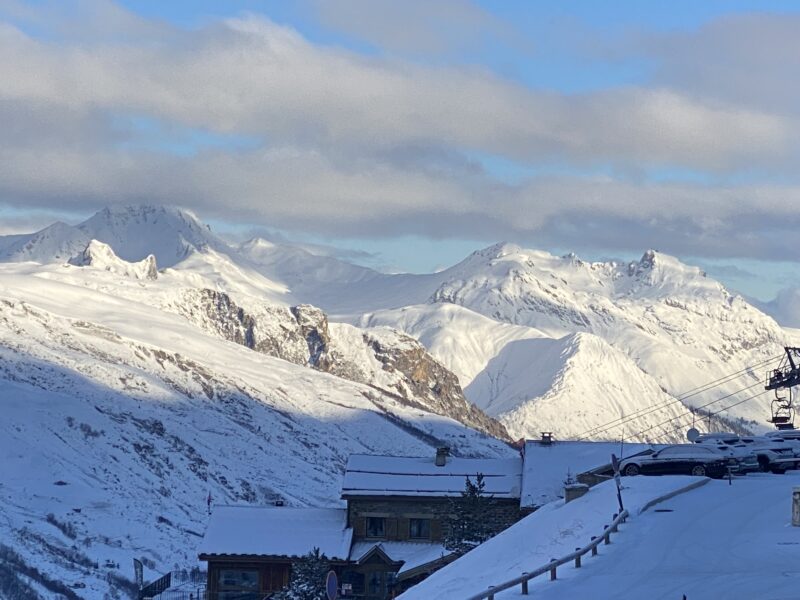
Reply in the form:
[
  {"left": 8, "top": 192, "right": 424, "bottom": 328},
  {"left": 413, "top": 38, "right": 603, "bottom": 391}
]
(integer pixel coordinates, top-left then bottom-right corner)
[
  {"left": 346, "top": 496, "right": 522, "bottom": 543},
  {"left": 204, "top": 558, "right": 290, "bottom": 595}
]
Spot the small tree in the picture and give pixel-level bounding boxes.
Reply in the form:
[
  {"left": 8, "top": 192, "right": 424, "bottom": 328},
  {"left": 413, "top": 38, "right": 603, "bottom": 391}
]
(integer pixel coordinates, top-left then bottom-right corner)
[
  {"left": 445, "top": 473, "right": 496, "bottom": 555},
  {"left": 277, "top": 548, "right": 330, "bottom": 600}
]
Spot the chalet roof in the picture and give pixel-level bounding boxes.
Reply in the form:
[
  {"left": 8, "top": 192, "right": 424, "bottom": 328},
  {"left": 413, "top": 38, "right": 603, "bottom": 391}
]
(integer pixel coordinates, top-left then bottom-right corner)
[
  {"left": 197, "top": 506, "right": 352, "bottom": 560},
  {"left": 520, "top": 440, "right": 653, "bottom": 508},
  {"left": 349, "top": 541, "right": 451, "bottom": 576},
  {"left": 341, "top": 454, "right": 522, "bottom": 499}
]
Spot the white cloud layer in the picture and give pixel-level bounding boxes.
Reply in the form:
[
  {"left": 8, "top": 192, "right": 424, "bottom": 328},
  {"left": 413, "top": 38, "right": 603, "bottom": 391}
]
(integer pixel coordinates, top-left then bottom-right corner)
[{"left": 0, "top": 1, "right": 799, "bottom": 262}]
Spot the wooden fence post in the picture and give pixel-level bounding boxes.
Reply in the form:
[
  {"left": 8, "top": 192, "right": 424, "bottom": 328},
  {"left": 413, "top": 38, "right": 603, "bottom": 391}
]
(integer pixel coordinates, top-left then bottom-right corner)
[
  {"left": 574, "top": 548, "right": 582, "bottom": 568},
  {"left": 550, "top": 559, "right": 557, "bottom": 581},
  {"left": 521, "top": 573, "right": 529, "bottom": 595},
  {"left": 487, "top": 585, "right": 495, "bottom": 600},
  {"left": 591, "top": 536, "right": 598, "bottom": 556}
]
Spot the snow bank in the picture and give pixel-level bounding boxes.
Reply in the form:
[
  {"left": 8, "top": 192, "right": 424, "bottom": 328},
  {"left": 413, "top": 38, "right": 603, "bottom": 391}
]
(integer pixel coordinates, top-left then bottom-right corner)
[{"left": 399, "top": 476, "right": 707, "bottom": 599}]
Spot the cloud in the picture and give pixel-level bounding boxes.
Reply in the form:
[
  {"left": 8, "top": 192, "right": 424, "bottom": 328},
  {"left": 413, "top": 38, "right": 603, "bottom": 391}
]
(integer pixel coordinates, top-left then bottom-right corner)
[
  {"left": 1, "top": 4, "right": 800, "bottom": 264},
  {"left": 306, "top": 0, "right": 529, "bottom": 57},
  {"left": 0, "top": 12, "right": 792, "bottom": 172},
  {"left": 756, "top": 287, "right": 800, "bottom": 328},
  {"left": 640, "top": 13, "right": 800, "bottom": 117}
]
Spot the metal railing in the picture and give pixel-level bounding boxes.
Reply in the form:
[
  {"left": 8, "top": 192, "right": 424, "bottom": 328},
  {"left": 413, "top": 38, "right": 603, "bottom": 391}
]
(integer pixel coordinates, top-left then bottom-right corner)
[{"left": 464, "top": 509, "right": 629, "bottom": 600}]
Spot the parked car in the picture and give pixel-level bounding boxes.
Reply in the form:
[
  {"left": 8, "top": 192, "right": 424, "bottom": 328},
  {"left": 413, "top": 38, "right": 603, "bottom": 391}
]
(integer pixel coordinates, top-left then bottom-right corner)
[
  {"left": 619, "top": 444, "right": 732, "bottom": 478},
  {"left": 738, "top": 435, "right": 799, "bottom": 473},
  {"left": 694, "top": 432, "right": 793, "bottom": 474},
  {"left": 693, "top": 436, "right": 759, "bottom": 474},
  {"left": 765, "top": 429, "right": 800, "bottom": 441}
]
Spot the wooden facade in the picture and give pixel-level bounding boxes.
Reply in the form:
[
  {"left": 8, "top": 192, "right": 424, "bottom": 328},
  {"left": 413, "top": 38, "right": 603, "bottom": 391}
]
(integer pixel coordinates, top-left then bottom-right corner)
[
  {"left": 198, "top": 555, "right": 291, "bottom": 598},
  {"left": 346, "top": 495, "right": 522, "bottom": 545}
]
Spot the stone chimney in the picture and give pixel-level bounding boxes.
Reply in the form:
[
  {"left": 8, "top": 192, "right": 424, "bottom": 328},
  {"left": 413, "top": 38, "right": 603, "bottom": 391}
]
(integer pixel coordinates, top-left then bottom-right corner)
[{"left": 435, "top": 447, "right": 450, "bottom": 467}]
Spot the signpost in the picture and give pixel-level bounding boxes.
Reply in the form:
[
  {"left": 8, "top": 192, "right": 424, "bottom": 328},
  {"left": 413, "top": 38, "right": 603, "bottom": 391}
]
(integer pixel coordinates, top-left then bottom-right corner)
[
  {"left": 326, "top": 570, "right": 338, "bottom": 600},
  {"left": 611, "top": 453, "right": 624, "bottom": 513}
]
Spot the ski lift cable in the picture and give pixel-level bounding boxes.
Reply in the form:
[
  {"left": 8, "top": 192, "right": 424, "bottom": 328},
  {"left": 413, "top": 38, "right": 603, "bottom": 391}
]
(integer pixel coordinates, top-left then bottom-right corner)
[
  {"left": 648, "top": 388, "right": 772, "bottom": 443},
  {"left": 575, "top": 353, "right": 781, "bottom": 441},
  {"left": 577, "top": 374, "right": 769, "bottom": 442},
  {"left": 624, "top": 381, "right": 765, "bottom": 441},
  {"left": 577, "top": 353, "right": 780, "bottom": 440},
  {"left": 627, "top": 384, "right": 769, "bottom": 441}
]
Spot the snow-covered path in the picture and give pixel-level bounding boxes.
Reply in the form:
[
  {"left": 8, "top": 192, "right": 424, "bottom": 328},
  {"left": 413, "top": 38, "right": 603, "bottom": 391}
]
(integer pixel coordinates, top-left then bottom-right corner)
[{"left": 521, "top": 473, "right": 800, "bottom": 600}]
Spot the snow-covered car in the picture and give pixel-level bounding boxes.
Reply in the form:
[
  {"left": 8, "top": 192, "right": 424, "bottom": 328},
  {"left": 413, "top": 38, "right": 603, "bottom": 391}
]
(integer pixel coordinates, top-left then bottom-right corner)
[
  {"left": 693, "top": 434, "right": 760, "bottom": 474},
  {"left": 738, "top": 435, "right": 800, "bottom": 473},
  {"left": 618, "top": 445, "right": 732, "bottom": 478},
  {"left": 694, "top": 432, "right": 796, "bottom": 473},
  {"left": 765, "top": 429, "right": 800, "bottom": 441}
]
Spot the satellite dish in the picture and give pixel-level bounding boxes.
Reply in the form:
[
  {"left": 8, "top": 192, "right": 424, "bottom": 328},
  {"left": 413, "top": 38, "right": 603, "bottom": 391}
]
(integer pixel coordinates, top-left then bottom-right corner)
[{"left": 686, "top": 427, "right": 700, "bottom": 442}]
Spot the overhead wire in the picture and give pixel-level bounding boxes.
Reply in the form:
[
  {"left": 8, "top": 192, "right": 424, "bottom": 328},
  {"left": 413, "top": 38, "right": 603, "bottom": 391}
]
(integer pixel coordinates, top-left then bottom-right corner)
[
  {"left": 627, "top": 383, "right": 770, "bottom": 442},
  {"left": 575, "top": 353, "right": 781, "bottom": 441}
]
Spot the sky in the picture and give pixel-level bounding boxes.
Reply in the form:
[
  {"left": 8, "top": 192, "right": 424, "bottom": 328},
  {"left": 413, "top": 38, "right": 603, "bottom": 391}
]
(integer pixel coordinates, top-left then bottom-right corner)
[{"left": 1, "top": 0, "right": 800, "bottom": 300}]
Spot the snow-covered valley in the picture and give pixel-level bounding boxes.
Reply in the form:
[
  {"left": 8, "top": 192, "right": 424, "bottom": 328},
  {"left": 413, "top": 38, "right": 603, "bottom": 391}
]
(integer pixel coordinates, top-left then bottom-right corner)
[{"left": 1, "top": 204, "right": 796, "bottom": 597}]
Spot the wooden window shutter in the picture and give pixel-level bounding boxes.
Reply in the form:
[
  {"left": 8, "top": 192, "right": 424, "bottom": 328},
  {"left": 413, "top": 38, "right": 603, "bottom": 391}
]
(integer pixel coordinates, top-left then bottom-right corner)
[
  {"left": 386, "top": 518, "right": 398, "bottom": 540},
  {"left": 397, "top": 518, "right": 410, "bottom": 540},
  {"left": 354, "top": 517, "right": 366, "bottom": 538},
  {"left": 430, "top": 519, "right": 443, "bottom": 541}
]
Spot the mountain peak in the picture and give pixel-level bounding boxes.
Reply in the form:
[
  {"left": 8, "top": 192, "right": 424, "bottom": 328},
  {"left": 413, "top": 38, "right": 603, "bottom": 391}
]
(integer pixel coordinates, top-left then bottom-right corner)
[
  {"left": 69, "top": 239, "right": 158, "bottom": 280},
  {"left": 0, "top": 204, "right": 226, "bottom": 268},
  {"left": 475, "top": 242, "right": 523, "bottom": 260}
]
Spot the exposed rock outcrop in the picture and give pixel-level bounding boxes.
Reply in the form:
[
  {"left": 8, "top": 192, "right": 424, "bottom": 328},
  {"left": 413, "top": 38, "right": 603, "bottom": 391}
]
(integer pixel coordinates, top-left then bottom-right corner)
[{"left": 165, "top": 290, "right": 511, "bottom": 441}]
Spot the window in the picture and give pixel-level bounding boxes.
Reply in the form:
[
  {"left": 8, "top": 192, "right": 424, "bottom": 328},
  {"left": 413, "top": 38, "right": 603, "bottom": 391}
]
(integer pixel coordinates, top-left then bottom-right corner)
[
  {"left": 366, "top": 571, "right": 398, "bottom": 596},
  {"left": 368, "top": 571, "right": 383, "bottom": 595},
  {"left": 409, "top": 518, "right": 431, "bottom": 539},
  {"left": 218, "top": 569, "right": 258, "bottom": 589},
  {"left": 217, "top": 568, "right": 260, "bottom": 600},
  {"left": 366, "top": 517, "right": 385, "bottom": 538}
]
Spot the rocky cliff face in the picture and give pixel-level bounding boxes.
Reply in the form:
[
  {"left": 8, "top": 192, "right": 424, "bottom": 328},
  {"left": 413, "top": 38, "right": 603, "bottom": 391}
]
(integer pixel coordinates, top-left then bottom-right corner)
[
  {"left": 357, "top": 329, "right": 511, "bottom": 440},
  {"left": 164, "top": 290, "right": 511, "bottom": 441}
]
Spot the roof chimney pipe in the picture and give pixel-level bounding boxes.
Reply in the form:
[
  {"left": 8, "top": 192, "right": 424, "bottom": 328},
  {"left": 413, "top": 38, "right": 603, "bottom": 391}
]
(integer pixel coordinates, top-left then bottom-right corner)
[{"left": 435, "top": 447, "right": 450, "bottom": 467}]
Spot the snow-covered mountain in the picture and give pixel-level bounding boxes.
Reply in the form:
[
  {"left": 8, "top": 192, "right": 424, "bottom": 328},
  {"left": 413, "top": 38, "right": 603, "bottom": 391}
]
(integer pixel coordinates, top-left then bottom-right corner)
[
  {"left": 0, "top": 205, "right": 227, "bottom": 268},
  {"left": 0, "top": 204, "right": 795, "bottom": 596},
  {"left": 0, "top": 206, "right": 514, "bottom": 597},
  {"left": 0, "top": 262, "right": 510, "bottom": 596},
  {"left": 354, "top": 243, "right": 790, "bottom": 440}
]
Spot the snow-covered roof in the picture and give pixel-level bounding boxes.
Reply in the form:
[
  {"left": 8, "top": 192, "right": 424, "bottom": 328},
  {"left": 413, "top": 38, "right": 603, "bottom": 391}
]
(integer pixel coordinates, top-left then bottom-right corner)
[
  {"left": 520, "top": 441, "right": 653, "bottom": 508},
  {"left": 349, "top": 541, "right": 451, "bottom": 576},
  {"left": 342, "top": 454, "right": 522, "bottom": 498},
  {"left": 198, "top": 506, "right": 353, "bottom": 560}
]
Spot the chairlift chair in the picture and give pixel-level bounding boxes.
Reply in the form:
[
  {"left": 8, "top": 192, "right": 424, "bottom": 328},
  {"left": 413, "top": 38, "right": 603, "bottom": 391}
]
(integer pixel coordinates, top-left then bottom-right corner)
[{"left": 766, "top": 347, "right": 800, "bottom": 429}]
